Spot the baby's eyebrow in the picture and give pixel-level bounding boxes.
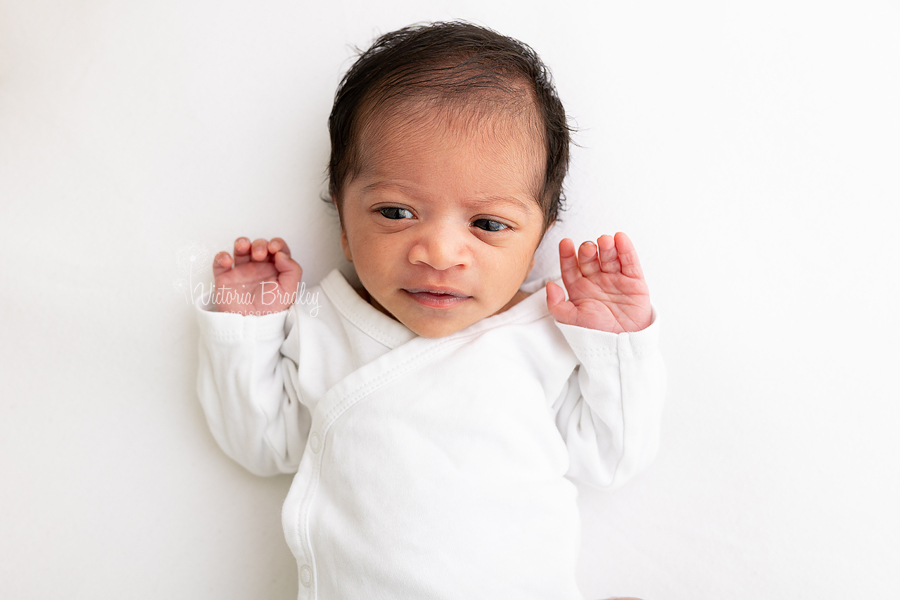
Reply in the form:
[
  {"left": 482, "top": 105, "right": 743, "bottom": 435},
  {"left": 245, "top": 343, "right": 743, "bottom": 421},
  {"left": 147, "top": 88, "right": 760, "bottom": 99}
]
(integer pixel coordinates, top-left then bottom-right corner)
[
  {"left": 465, "top": 196, "right": 533, "bottom": 214},
  {"left": 360, "top": 181, "right": 409, "bottom": 194},
  {"left": 362, "top": 181, "right": 533, "bottom": 214}
]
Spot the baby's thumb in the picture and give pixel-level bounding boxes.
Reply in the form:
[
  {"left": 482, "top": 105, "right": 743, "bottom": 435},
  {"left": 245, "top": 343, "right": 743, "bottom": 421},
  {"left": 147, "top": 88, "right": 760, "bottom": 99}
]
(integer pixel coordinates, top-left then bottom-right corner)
[
  {"left": 545, "top": 281, "right": 574, "bottom": 325},
  {"left": 275, "top": 251, "right": 303, "bottom": 289},
  {"left": 546, "top": 281, "right": 565, "bottom": 309}
]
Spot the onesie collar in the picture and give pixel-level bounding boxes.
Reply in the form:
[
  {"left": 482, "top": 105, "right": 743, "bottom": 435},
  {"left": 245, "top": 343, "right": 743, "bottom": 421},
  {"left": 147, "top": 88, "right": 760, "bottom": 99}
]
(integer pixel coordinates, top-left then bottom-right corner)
[{"left": 319, "top": 269, "right": 417, "bottom": 349}]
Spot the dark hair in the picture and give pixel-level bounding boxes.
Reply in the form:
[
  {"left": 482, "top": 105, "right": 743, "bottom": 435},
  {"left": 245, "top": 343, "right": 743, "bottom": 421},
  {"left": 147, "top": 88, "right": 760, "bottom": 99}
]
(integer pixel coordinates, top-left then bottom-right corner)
[{"left": 327, "top": 21, "right": 570, "bottom": 229}]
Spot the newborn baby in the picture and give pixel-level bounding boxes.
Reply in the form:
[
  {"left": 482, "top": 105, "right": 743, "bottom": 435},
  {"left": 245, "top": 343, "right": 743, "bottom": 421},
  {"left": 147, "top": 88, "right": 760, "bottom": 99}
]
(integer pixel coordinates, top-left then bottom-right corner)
[{"left": 196, "top": 20, "right": 665, "bottom": 600}]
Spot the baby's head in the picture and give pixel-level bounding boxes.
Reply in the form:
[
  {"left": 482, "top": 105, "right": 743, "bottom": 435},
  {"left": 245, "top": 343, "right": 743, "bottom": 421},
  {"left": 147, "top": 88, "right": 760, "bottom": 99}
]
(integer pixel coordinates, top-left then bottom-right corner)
[{"left": 327, "top": 21, "right": 571, "bottom": 338}]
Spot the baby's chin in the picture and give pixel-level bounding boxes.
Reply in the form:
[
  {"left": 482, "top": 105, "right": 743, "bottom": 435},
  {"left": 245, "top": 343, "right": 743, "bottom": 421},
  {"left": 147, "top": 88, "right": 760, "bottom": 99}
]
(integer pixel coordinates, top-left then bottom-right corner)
[
  {"left": 365, "top": 290, "right": 475, "bottom": 338},
  {"left": 387, "top": 305, "right": 484, "bottom": 339},
  {"left": 405, "top": 320, "right": 470, "bottom": 339}
]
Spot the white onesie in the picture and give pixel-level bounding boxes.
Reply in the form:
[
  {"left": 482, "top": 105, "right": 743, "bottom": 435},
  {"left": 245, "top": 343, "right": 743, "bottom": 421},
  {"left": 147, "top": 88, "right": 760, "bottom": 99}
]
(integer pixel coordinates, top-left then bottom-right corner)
[{"left": 195, "top": 268, "right": 666, "bottom": 600}]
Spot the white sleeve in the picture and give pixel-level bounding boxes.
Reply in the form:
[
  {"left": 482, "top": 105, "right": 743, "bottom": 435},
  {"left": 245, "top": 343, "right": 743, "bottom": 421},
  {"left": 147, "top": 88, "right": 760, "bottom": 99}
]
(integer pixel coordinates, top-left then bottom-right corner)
[
  {"left": 194, "top": 296, "right": 311, "bottom": 477},
  {"left": 551, "top": 307, "right": 666, "bottom": 490}
]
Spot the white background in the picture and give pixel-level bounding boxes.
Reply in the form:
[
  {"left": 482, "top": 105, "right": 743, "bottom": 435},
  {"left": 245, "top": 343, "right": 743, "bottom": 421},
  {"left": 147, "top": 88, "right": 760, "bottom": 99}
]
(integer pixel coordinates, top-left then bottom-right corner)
[{"left": 1, "top": 1, "right": 898, "bottom": 598}]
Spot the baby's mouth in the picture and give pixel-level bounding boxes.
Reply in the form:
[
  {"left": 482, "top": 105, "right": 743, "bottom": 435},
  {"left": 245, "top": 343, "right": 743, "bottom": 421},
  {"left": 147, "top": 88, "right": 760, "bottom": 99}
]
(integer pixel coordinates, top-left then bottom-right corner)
[{"left": 403, "top": 288, "right": 471, "bottom": 308}]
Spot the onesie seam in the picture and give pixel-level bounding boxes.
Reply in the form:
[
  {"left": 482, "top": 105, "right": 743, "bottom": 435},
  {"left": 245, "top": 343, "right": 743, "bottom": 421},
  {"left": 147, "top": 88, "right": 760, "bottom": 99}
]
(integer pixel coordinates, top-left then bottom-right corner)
[
  {"left": 321, "top": 337, "right": 462, "bottom": 429},
  {"left": 320, "top": 301, "right": 541, "bottom": 430},
  {"left": 319, "top": 315, "right": 504, "bottom": 430},
  {"left": 295, "top": 432, "right": 323, "bottom": 599},
  {"left": 571, "top": 346, "right": 653, "bottom": 358},
  {"left": 610, "top": 339, "right": 627, "bottom": 485},
  {"left": 567, "top": 347, "right": 617, "bottom": 358},
  {"left": 202, "top": 313, "right": 289, "bottom": 342},
  {"left": 207, "top": 331, "right": 285, "bottom": 343}
]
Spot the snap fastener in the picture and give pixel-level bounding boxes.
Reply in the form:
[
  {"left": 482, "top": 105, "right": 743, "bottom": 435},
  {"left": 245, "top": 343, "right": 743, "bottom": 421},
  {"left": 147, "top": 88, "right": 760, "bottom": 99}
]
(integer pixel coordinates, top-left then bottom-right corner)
[
  {"left": 309, "top": 432, "right": 321, "bottom": 452},
  {"left": 300, "top": 564, "right": 312, "bottom": 586}
]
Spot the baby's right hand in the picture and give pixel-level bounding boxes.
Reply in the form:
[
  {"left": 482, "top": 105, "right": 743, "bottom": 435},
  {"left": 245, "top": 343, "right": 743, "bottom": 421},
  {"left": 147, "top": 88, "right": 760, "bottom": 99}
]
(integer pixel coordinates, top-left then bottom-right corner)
[{"left": 212, "top": 237, "right": 303, "bottom": 315}]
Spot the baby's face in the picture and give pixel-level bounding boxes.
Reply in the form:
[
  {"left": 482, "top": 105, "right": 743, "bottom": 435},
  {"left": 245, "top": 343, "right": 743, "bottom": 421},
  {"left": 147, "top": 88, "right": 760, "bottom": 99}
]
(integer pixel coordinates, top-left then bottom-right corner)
[{"left": 338, "top": 105, "right": 546, "bottom": 338}]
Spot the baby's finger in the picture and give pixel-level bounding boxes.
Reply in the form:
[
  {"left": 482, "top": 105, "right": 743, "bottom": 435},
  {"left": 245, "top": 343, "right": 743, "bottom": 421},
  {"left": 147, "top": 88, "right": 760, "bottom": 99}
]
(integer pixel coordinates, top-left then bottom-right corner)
[
  {"left": 558, "top": 238, "right": 584, "bottom": 289},
  {"left": 251, "top": 238, "right": 271, "bottom": 262},
  {"left": 576, "top": 241, "right": 602, "bottom": 278},
  {"left": 275, "top": 251, "right": 303, "bottom": 293},
  {"left": 614, "top": 232, "right": 645, "bottom": 279},
  {"left": 212, "top": 251, "right": 233, "bottom": 277},
  {"left": 233, "top": 237, "right": 252, "bottom": 266},
  {"left": 268, "top": 237, "right": 291, "bottom": 259},
  {"left": 597, "top": 234, "right": 621, "bottom": 274}
]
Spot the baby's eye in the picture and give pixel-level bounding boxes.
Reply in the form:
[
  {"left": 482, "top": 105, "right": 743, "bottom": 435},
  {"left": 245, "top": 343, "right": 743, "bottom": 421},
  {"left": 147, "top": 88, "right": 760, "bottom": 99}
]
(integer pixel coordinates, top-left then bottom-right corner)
[
  {"left": 379, "top": 207, "right": 414, "bottom": 220},
  {"left": 472, "top": 219, "right": 509, "bottom": 232}
]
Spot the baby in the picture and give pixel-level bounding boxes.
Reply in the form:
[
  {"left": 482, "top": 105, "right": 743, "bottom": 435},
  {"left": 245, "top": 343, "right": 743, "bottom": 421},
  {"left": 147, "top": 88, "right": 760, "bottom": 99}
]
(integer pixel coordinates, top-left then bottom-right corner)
[{"left": 196, "top": 21, "right": 665, "bottom": 600}]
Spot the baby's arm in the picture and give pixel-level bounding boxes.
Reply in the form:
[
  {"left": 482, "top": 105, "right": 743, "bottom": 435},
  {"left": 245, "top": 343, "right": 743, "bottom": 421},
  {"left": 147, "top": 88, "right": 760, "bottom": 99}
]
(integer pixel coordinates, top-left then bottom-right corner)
[
  {"left": 196, "top": 237, "right": 311, "bottom": 476},
  {"left": 547, "top": 233, "right": 665, "bottom": 488},
  {"left": 551, "top": 309, "right": 665, "bottom": 488}
]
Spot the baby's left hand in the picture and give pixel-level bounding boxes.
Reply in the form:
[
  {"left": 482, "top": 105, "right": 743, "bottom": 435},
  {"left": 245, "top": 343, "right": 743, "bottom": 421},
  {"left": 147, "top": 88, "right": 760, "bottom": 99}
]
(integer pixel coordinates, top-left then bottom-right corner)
[{"left": 547, "top": 232, "right": 652, "bottom": 333}]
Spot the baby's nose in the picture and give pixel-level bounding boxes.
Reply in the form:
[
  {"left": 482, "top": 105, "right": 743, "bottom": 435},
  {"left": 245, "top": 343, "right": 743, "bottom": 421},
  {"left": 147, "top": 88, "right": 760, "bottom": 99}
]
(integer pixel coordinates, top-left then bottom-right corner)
[{"left": 408, "top": 224, "right": 471, "bottom": 270}]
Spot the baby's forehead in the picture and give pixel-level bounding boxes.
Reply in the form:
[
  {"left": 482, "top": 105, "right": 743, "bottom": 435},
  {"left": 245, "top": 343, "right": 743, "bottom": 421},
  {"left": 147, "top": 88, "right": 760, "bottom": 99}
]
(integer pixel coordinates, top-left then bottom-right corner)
[
  {"left": 358, "top": 97, "right": 544, "bottom": 158},
  {"left": 355, "top": 103, "right": 544, "bottom": 192}
]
